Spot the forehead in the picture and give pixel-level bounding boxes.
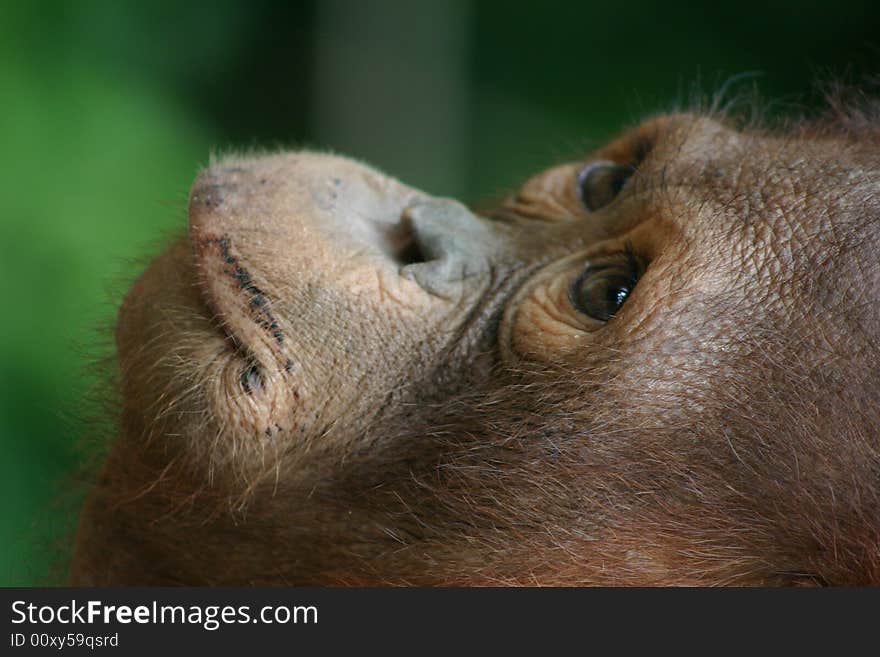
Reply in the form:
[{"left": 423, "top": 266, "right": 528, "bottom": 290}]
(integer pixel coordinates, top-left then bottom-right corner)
[
  {"left": 643, "top": 117, "right": 871, "bottom": 231},
  {"left": 631, "top": 117, "right": 880, "bottom": 313}
]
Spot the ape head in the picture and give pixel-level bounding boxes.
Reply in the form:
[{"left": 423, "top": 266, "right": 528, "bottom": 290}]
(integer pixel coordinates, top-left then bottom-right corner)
[{"left": 72, "top": 107, "right": 880, "bottom": 585}]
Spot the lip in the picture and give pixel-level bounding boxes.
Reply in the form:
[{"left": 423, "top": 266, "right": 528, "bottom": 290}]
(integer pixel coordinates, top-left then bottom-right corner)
[{"left": 190, "top": 232, "right": 291, "bottom": 368}]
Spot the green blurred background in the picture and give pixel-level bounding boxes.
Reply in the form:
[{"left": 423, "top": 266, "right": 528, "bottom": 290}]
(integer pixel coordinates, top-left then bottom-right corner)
[{"left": 1, "top": 0, "right": 877, "bottom": 585}]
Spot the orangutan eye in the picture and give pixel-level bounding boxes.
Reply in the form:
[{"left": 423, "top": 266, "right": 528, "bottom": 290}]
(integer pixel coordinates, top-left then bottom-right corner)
[
  {"left": 569, "top": 250, "right": 644, "bottom": 322},
  {"left": 575, "top": 161, "right": 633, "bottom": 212}
]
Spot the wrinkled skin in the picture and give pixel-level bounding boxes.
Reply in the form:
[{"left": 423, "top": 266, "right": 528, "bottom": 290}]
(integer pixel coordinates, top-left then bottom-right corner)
[{"left": 72, "top": 110, "right": 880, "bottom": 586}]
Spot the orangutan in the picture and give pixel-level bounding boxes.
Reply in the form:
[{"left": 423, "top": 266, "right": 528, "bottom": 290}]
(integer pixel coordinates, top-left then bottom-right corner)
[{"left": 71, "top": 100, "right": 880, "bottom": 585}]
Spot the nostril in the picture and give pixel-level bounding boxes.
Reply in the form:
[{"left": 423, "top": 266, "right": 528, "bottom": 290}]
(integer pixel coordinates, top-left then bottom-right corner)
[
  {"left": 397, "top": 199, "right": 504, "bottom": 297},
  {"left": 375, "top": 215, "right": 428, "bottom": 266}
]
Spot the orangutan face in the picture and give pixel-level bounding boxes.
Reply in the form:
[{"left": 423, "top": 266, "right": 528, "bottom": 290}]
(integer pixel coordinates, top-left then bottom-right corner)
[{"left": 72, "top": 111, "right": 880, "bottom": 586}]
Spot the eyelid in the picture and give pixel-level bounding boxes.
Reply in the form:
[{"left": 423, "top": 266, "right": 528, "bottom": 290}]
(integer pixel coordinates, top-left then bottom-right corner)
[
  {"left": 576, "top": 123, "right": 659, "bottom": 209},
  {"left": 575, "top": 159, "right": 640, "bottom": 215},
  {"left": 575, "top": 245, "right": 645, "bottom": 279}
]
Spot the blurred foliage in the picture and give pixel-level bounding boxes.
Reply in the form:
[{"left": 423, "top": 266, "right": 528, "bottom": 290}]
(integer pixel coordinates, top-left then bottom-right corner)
[{"left": 1, "top": 0, "right": 877, "bottom": 585}]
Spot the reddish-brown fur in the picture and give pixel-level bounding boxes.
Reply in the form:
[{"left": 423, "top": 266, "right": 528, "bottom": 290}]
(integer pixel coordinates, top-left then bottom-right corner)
[{"left": 71, "top": 96, "right": 880, "bottom": 586}]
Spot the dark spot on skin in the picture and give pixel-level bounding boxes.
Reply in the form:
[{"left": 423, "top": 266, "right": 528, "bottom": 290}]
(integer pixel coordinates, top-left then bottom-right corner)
[
  {"left": 268, "top": 323, "right": 284, "bottom": 345},
  {"left": 292, "top": 389, "right": 300, "bottom": 401},
  {"left": 192, "top": 183, "right": 227, "bottom": 209},
  {"left": 284, "top": 359, "right": 294, "bottom": 373},
  {"left": 328, "top": 178, "right": 342, "bottom": 200},
  {"left": 233, "top": 265, "right": 252, "bottom": 288}
]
